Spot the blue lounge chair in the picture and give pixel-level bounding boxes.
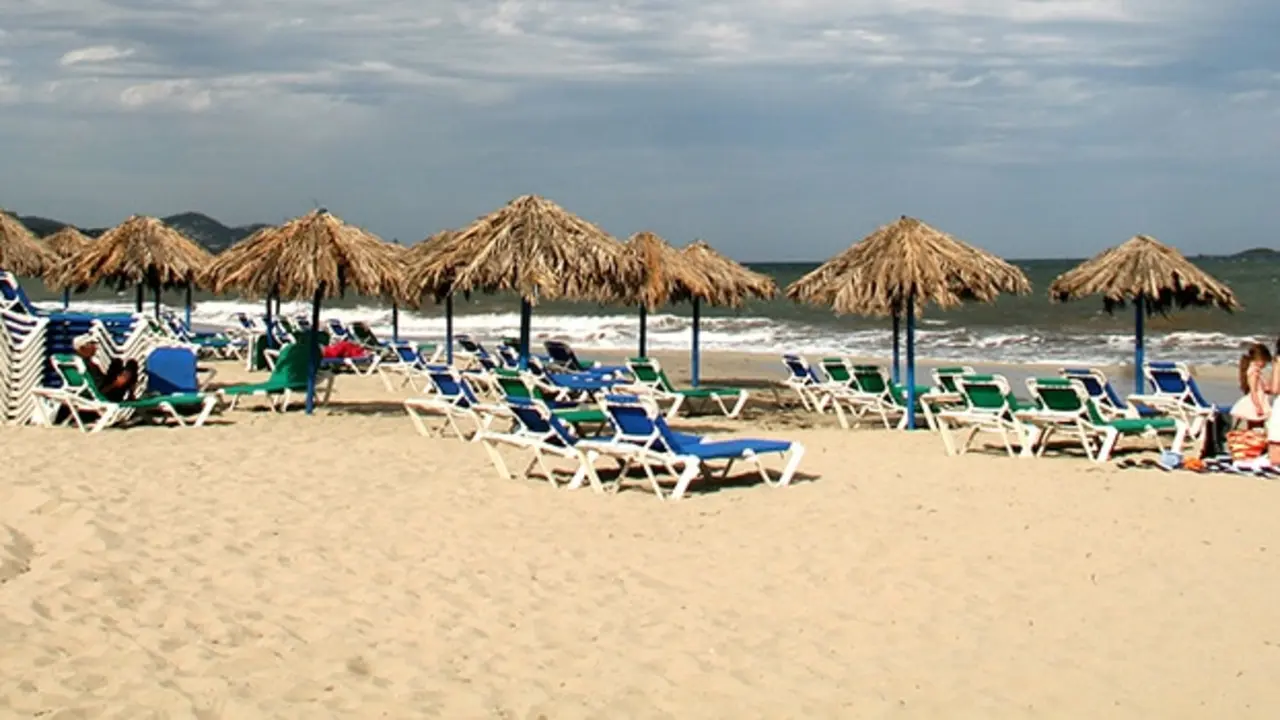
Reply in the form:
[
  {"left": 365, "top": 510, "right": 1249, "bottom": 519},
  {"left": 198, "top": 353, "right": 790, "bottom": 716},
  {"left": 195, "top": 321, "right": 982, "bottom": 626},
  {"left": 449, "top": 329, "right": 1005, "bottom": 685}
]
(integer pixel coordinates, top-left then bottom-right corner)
[
  {"left": 1060, "top": 367, "right": 1158, "bottom": 419},
  {"left": 781, "top": 354, "right": 827, "bottom": 411},
  {"left": 1131, "top": 361, "right": 1229, "bottom": 439},
  {"left": 475, "top": 397, "right": 606, "bottom": 491},
  {"left": 403, "top": 365, "right": 506, "bottom": 440},
  {"left": 544, "top": 340, "right": 627, "bottom": 375},
  {"left": 576, "top": 394, "right": 806, "bottom": 500}
]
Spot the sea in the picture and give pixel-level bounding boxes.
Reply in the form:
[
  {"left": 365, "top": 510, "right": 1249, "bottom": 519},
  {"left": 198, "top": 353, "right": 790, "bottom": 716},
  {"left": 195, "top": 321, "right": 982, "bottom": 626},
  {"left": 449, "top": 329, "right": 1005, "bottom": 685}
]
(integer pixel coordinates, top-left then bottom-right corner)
[{"left": 14, "top": 256, "right": 1280, "bottom": 368}]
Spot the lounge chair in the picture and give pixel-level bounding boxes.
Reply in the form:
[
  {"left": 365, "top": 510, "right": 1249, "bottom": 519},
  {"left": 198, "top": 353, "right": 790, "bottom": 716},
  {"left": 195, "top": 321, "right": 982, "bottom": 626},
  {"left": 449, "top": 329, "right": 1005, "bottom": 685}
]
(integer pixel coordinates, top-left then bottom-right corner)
[
  {"left": 1129, "top": 361, "right": 1228, "bottom": 439},
  {"left": 624, "top": 356, "right": 749, "bottom": 418},
  {"left": 219, "top": 342, "right": 334, "bottom": 412},
  {"left": 475, "top": 398, "right": 606, "bottom": 491},
  {"left": 1059, "top": 367, "right": 1150, "bottom": 420},
  {"left": 375, "top": 340, "right": 438, "bottom": 391},
  {"left": 492, "top": 368, "right": 610, "bottom": 435},
  {"left": 34, "top": 354, "right": 218, "bottom": 432},
  {"left": 936, "top": 374, "right": 1040, "bottom": 457},
  {"left": 1022, "top": 377, "right": 1188, "bottom": 462},
  {"left": 781, "top": 354, "right": 827, "bottom": 411},
  {"left": 403, "top": 365, "right": 507, "bottom": 440},
  {"left": 931, "top": 366, "right": 976, "bottom": 394},
  {"left": 326, "top": 318, "right": 354, "bottom": 343},
  {"left": 575, "top": 394, "right": 805, "bottom": 500},
  {"left": 146, "top": 346, "right": 216, "bottom": 393},
  {"left": 544, "top": 340, "right": 627, "bottom": 375},
  {"left": 847, "top": 365, "right": 940, "bottom": 430}
]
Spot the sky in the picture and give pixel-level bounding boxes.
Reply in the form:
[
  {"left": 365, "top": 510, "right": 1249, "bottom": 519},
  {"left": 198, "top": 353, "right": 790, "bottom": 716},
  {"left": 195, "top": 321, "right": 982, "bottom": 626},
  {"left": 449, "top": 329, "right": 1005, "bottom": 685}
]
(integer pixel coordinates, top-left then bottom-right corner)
[{"left": 0, "top": 0, "right": 1277, "bottom": 262}]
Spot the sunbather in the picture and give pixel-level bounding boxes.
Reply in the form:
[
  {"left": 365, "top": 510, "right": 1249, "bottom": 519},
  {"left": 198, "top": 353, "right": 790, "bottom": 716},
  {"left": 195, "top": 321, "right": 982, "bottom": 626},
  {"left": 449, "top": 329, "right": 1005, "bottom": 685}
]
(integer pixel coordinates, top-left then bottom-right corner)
[{"left": 73, "top": 333, "right": 138, "bottom": 402}]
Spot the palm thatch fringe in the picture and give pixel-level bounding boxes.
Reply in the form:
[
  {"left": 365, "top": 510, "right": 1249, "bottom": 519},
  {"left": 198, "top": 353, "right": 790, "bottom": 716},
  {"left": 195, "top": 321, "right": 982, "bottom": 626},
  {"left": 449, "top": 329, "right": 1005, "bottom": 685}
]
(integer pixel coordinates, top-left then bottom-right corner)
[
  {"left": 1047, "top": 234, "right": 1239, "bottom": 314},
  {"left": 52, "top": 215, "right": 211, "bottom": 292},
  {"left": 625, "top": 231, "right": 703, "bottom": 310},
  {"left": 405, "top": 195, "right": 639, "bottom": 306},
  {"left": 680, "top": 239, "right": 777, "bottom": 307},
  {"left": 202, "top": 209, "right": 408, "bottom": 303},
  {"left": 786, "top": 216, "right": 1030, "bottom": 317},
  {"left": 0, "top": 210, "right": 55, "bottom": 276}
]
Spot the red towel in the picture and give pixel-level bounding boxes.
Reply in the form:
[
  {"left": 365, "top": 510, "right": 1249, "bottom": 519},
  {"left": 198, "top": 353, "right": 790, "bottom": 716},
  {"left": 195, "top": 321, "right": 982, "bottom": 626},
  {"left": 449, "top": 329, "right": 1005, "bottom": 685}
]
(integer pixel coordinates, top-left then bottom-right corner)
[{"left": 322, "top": 340, "right": 368, "bottom": 360}]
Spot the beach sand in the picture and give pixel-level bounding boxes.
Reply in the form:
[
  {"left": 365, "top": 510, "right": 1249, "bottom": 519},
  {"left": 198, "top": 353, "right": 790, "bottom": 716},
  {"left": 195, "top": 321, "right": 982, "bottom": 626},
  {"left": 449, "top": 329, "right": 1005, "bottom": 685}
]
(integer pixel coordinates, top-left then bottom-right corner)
[{"left": 2, "top": 352, "right": 1278, "bottom": 718}]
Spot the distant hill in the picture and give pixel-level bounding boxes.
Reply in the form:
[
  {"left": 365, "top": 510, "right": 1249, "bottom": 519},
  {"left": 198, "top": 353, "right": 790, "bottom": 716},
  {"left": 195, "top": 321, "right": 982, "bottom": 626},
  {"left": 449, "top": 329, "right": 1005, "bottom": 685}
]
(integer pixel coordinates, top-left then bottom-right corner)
[
  {"left": 5, "top": 211, "right": 267, "bottom": 253},
  {"left": 1225, "top": 247, "right": 1280, "bottom": 259}
]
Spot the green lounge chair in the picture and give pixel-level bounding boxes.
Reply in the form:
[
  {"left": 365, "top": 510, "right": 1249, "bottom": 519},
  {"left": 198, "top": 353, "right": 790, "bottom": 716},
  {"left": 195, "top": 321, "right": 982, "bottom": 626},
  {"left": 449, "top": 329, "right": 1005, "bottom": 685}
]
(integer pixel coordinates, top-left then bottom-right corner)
[
  {"left": 34, "top": 354, "right": 217, "bottom": 433},
  {"left": 1021, "top": 377, "right": 1187, "bottom": 462},
  {"left": 849, "top": 365, "right": 939, "bottom": 430},
  {"left": 624, "top": 356, "right": 749, "bottom": 418},
  {"left": 492, "top": 369, "right": 610, "bottom": 435},
  {"left": 218, "top": 342, "right": 335, "bottom": 412},
  {"left": 936, "top": 374, "right": 1040, "bottom": 457}
]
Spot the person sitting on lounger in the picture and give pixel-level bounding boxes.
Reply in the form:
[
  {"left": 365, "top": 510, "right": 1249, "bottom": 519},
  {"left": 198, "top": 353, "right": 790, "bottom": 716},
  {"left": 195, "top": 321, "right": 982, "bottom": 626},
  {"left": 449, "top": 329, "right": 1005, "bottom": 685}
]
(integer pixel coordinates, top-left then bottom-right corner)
[{"left": 73, "top": 333, "right": 140, "bottom": 402}]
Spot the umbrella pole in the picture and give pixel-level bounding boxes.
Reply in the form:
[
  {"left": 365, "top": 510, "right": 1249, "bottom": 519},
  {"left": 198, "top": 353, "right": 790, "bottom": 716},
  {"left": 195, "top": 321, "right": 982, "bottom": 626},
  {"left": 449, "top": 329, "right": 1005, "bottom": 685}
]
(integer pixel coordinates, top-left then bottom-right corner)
[
  {"left": 445, "top": 295, "right": 454, "bottom": 365},
  {"left": 184, "top": 283, "right": 193, "bottom": 331},
  {"left": 264, "top": 292, "right": 275, "bottom": 349},
  {"left": 905, "top": 297, "right": 917, "bottom": 431},
  {"left": 1134, "top": 295, "right": 1145, "bottom": 394},
  {"left": 891, "top": 311, "right": 901, "bottom": 385},
  {"left": 305, "top": 286, "right": 324, "bottom": 415},
  {"left": 691, "top": 298, "right": 701, "bottom": 387},
  {"left": 61, "top": 289, "right": 69, "bottom": 311},
  {"left": 392, "top": 303, "right": 399, "bottom": 343},
  {"left": 153, "top": 283, "right": 161, "bottom": 320},
  {"left": 134, "top": 284, "right": 143, "bottom": 313},
  {"left": 639, "top": 306, "right": 648, "bottom": 357},
  {"left": 518, "top": 297, "right": 532, "bottom": 370}
]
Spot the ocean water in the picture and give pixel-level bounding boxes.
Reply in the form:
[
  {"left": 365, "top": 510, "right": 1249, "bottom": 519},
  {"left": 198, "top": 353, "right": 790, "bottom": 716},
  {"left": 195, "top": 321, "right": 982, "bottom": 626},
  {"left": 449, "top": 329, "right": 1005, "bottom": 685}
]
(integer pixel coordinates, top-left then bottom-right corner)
[{"left": 15, "top": 256, "right": 1280, "bottom": 367}]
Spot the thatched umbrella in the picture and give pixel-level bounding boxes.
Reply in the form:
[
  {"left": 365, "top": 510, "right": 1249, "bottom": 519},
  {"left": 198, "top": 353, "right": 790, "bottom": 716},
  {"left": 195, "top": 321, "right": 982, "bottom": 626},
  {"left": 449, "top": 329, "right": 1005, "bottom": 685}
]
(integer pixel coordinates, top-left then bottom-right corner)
[
  {"left": 402, "top": 230, "right": 457, "bottom": 360},
  {"left": 42, "top": 226, "right": 92, "bottom": 310},
  {"left": 787, "top": 215, "right": 1031, "bottom": 429},
  {"left": 679, "top": 239, "right": 777, "bottom": 386},
  {"left": 0, "top": 211, "right": 54, "bottom": 278},
  {"left": 625, "top": 231, "right": 701, "bottom": 357},
  {"left": 54, "top": 215, "right": 211, "bottom": 319},
  {"left": 404, "top": 195, "right": 639, "bottom": 368},
  {"left": 1048, "top": 234, "right": 1239, "bottom": 393},
  {"left": 203, "top": 208, "right": 406, "bottom": 414}
]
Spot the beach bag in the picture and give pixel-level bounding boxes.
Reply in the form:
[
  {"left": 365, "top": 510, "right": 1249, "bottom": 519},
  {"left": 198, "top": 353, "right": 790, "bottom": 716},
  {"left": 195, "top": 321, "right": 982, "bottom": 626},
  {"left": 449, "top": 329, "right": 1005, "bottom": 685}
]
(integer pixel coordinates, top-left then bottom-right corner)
[{"left": 1226, "top": 429, "right": 1267, "bottom": 461}]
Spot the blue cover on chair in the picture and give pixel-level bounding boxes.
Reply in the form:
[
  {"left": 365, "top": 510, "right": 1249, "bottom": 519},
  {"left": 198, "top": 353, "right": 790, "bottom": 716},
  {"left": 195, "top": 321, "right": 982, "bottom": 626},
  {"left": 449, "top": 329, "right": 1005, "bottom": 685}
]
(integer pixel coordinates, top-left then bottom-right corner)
[{"left": 146, "top": 347, "right": 200, "bottom": 395}]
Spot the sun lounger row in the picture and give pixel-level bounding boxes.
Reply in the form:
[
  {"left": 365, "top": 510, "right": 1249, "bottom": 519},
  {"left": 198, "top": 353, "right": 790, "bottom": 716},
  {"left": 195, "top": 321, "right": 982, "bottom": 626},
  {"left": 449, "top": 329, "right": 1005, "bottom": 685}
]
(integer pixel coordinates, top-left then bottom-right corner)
[{"left": 403, "top": 363, "right": 803, "bottom": 500}]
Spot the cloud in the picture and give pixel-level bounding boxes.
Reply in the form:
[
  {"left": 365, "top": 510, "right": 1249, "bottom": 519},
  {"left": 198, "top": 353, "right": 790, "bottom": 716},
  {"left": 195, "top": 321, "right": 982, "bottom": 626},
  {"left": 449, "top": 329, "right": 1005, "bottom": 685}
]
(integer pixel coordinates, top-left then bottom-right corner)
[
  {"left": 59, "top": 44, "right": 134, "bottom": 66},
  {"left": 0, "top": 0, "right": 1274, "bottom": 258}
]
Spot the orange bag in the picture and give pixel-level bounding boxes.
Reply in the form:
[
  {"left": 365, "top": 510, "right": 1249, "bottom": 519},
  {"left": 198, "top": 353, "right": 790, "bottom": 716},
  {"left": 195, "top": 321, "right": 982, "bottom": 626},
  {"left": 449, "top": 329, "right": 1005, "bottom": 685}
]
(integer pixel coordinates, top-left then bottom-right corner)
[{"left": 1226, "top": 429, "right": 1267, "bottom": 461}]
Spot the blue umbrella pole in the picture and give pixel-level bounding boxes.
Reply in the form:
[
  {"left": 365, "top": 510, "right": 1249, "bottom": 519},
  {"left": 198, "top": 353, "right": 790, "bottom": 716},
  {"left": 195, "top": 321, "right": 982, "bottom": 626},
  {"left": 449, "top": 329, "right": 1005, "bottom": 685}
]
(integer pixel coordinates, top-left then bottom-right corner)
[
  {"left": 891, "top": 311, "right": 901, "bottom": 385},
  {"left": 1134, "top": 295, "right": 1145, "bottom": 394},
  {"left": 905, "top": 297, "right": 917, "bottom": 430},
  {"left": 691, "top": 298, "right": 701, "bottom": 387},
  {"left": 305, "top": 288, "right": 323, "bottom": 415},
  {"left": 184, "top": 283, "right": 193, "bottom": 330},
  {"left": 518, "top": 297, "right": 532, "bottom": 370},
  {"left": 638, "top": 305, "right": 648, "bottom": 357},
  {"left": 392, "top": 303, "right": 400, "bottom": 343},
  {"left": 445, "top": 295, "right": 454, "bottom": 365},
  {"left": 61, "top": 289, "right": 70, "bottom": 310}
]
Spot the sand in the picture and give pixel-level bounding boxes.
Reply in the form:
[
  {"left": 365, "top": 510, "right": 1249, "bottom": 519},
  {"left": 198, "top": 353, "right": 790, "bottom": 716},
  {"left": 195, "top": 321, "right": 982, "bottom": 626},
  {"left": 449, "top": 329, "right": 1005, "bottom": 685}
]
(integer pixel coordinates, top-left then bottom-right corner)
[{"left": 2, "top": 351, "right": 1278, "bottom": 718}]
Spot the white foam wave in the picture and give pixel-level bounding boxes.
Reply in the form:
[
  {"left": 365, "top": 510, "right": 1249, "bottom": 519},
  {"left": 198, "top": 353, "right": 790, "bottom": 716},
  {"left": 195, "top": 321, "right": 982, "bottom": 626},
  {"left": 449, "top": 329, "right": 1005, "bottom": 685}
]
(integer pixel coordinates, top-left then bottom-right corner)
[{"left": 37, "top": 299, "right": 1257, "bottom": 367}]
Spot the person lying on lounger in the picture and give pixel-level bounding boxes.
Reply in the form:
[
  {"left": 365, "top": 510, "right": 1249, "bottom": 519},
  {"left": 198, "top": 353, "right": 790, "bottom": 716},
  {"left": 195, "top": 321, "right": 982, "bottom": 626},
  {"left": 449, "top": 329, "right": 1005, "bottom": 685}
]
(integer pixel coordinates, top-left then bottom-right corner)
[{"left": 73, "top": 333, "right": 139, "bottom": 402}]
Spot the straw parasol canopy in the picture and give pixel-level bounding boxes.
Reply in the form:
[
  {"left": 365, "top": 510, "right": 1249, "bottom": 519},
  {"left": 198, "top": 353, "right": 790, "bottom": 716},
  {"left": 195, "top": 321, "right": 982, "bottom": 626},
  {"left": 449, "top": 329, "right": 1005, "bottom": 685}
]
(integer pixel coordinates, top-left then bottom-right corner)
[
  {"left": 681, "top": 239, "right": 777, "bottom": 306},
  {"left": 43, "top": 226, "right": 93, "bottom": 259},
  {"left": 53, "top": 214, "right": 211, "bottom": 292},
  {"left": 625, "top": 231, "right": 703, "bottom": 310},
  {"left": 401, "top": 229, "right": 458, "bottom": 302},
  {"left": 0, "top": 210, "right": 55, "bottom": 276},
  {"left": 203, "top": 209, "right": 408, "bottom": 303},
  {"left": 786, "top": 215, "right": 1031, "bottom": 316},
  {"left": 405, "top": 195, "right": 640, "bottom": 305},
  {"left": 1047, "top": 234, "right": 1239, "bottom": 313}
]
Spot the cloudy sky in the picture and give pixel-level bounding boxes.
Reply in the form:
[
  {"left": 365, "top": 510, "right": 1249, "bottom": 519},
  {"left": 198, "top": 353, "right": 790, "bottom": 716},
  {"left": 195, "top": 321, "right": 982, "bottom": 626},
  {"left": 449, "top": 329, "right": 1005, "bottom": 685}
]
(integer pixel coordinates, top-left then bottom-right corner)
[{"left": 1, "top": 0, "right": 1277, "bottom": 261}]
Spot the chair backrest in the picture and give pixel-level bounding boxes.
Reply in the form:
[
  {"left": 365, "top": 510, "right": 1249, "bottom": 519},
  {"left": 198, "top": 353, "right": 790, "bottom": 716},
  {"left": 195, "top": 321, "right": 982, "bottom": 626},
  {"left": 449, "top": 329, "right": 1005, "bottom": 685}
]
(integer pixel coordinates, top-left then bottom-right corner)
[
  {"left": 351, "top": 321, "right": 379, "bottom": 345},
  {"left": 326, "top": 318, "right": 348, "bottom": 337},
  {"left": 493, "top": 368, "right": 534, "bottom": 400},
  {"left": 497, "top": 344, "right": 521, "bottom": 368},
  {"left": 820, "top": 357, "right": 853, "bottom": 385},
  {"left": 955, "top": 374, "right": 1014, "bottom": 413},
  {"left": 932, "top": 366, "right": 975, "bottom": 393},
  {"left": 1027, "top": 377, "right": 1086, "bottom": 414},
  {"left": 783, "top": 354, "right": 819, "bottom": 383},
  {"left": 427, "top": 365, "right": 480, "bottom": 407},
  {"left": 0, "top": 272, "right": 39, "bottom": 315},
  {"left": 267, "top": 343, "right": 312, "bottom": 387},
  {"left": 456, "top": 335, "right": 487, "bottom": 356},
  {"left": 851, "top": 365, "right": 889, "bottom": 395},
  {"left": 505, "top": 398, "right": 577, "bottom": 446},
  {"left": 51, "top": 354, "right": 109, "bottom": 402},
  {"left": 602, "top": 394, "right": 669, "bottom": 451},
  {"left": 1143, "top": 361, "right": 1200, "bottom": 404},
  {"left": 146, "top": 346, "right": 199, "bottom": 395},
  {"left": 389, "top": 341, "right": 418, "bottom": 365},
  {"left": 544, "top": 340, "right": 586, "bottom": 370}
]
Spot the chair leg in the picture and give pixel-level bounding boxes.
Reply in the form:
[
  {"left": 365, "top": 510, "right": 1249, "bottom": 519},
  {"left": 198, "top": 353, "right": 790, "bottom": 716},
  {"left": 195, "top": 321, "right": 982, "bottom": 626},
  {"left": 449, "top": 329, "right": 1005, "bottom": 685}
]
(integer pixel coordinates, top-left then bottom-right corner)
[
  {"left": 726, "top": 392, "right": 749, "bottom": 418},
  {"left": 1096, "top": 428, "right": 1121, "bottom": 462},
  {"left": 481, "top": 438, "right": 513, "bottom": 480},
  {"left": 670, "top": 458, "right": 701, "bottom": 501}
]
